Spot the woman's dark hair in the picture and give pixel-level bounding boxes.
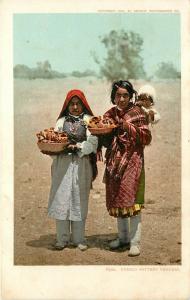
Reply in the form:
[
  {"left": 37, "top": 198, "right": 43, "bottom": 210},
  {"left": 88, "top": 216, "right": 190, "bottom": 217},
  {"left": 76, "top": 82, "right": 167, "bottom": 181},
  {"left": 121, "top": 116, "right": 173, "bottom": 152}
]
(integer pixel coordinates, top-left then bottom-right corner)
[{"left": 110, "top": 80, "right": 137, "bottom": 104}]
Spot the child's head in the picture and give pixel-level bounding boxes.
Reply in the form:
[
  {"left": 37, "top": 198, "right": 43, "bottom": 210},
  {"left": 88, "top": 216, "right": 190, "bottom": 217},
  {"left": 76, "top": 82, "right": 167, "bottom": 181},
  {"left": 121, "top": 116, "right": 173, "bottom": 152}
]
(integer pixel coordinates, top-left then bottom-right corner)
[{"left": 137, "top": 85, "right": 156, "bottom": 108}]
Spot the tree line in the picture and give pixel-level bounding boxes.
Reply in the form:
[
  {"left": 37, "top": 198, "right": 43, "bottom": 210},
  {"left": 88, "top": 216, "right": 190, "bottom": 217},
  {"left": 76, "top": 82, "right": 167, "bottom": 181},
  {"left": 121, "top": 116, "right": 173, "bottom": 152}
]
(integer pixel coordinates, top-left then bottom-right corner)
[
  {"left": 14, "top": 61, "right": 96, "bottom": 79},
  {"left": 14, "top": 30, "right": 180, "bottom": 81}
]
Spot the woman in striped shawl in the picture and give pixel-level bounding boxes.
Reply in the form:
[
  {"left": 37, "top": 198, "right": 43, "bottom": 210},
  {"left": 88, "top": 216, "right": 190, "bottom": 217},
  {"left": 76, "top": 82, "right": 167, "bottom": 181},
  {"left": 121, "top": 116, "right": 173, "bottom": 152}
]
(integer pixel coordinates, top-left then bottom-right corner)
[{"left": 100, "top": 80, "right": 152, "bottom": 256}]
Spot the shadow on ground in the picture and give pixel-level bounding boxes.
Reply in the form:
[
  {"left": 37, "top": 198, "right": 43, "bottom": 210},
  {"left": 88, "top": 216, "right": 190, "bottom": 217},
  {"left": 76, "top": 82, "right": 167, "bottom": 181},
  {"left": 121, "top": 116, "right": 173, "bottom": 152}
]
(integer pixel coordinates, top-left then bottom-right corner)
[{"left": 26, "top": 233, "right": 130, "bottom": 252}]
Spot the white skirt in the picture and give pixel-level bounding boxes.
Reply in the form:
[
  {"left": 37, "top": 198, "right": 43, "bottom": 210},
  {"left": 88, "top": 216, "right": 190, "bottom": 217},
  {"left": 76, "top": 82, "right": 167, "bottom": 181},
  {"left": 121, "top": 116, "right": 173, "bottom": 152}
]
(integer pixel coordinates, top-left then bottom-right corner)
[{"left": 48, "top": 153, "right": 92, "bottom": 221}]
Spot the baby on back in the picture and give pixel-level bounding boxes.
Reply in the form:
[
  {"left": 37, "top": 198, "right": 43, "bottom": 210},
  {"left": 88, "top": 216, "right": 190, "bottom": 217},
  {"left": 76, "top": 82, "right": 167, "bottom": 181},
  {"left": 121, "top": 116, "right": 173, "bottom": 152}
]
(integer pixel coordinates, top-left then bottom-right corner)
[{"left": 136, "top": 84, "right": 161, "bottom": 125}]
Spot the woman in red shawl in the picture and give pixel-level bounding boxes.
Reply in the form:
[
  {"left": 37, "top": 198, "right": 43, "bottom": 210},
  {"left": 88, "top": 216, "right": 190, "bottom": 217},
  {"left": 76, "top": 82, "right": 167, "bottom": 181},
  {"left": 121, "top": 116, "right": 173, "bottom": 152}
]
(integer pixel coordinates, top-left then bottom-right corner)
[
  {"left": 100, "top": 80, "right": 152, "bottom": 256},
  {"left": 48, "top": 90, "right": 98, "bottom": 251}
]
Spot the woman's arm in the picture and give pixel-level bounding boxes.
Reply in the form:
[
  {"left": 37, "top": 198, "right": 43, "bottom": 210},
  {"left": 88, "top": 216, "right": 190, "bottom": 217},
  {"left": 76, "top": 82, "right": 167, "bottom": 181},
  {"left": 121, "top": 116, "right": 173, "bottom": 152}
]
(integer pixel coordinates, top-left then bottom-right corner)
[
  {"left": 104, "top": 107, "right": 152, "bottom": 146},
  {"left": 77, "top": 130, "right": 98, "bottom": 157},
  {"left": 122, "top": 114, "right": 152, "bottom": 146},
  {"left": 54, "top": 117, "right": 65, "bottom": 132}
]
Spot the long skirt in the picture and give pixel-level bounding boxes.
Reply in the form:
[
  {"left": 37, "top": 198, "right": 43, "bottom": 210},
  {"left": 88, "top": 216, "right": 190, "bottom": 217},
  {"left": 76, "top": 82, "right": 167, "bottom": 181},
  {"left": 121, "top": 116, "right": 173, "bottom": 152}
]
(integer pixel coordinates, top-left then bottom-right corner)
[
  {"left": 48, "top": 153, "right": 92, "bottom": 221},
  {"left": 105, "top": 166, "right": 145, "bottom": 218}
]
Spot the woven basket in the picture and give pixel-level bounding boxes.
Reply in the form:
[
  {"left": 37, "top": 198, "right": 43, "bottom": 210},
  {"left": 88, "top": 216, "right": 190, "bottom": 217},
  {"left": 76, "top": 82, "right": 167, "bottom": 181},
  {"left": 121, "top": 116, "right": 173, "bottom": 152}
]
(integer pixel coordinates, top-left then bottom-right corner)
[
  {"left": 88, "top": 126, "right": 116, "bottom": 135},
  {"left": 37, "top": 141, "right": 69, "bottom": 153}
]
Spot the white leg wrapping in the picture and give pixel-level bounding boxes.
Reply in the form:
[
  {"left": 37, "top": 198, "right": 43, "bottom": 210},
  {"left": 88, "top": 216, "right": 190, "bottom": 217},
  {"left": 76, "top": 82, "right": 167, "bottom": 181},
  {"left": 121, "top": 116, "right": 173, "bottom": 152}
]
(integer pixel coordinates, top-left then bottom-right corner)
[
  {"left": 71, "top": 220, "right": 86, "bottom": 245},
  {"left": 117, "top": 217, "right": 130, "bottom": 243},
  {"left": 109, "top": 218, "right": 130, "bottom": 249},
  {"left": 128, "top": 213, "right": 141, "bottom": 256},
  {"left": 56, "top": 219, "right": 70, "bottom": 246}
]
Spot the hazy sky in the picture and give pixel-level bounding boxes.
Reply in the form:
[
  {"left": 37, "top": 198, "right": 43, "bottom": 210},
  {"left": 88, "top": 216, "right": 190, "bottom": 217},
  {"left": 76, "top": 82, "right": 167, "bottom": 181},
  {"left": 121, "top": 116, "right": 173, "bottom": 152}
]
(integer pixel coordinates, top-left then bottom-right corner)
[{"left": 13, "top": 13, "right": 180, "bottom": 76}]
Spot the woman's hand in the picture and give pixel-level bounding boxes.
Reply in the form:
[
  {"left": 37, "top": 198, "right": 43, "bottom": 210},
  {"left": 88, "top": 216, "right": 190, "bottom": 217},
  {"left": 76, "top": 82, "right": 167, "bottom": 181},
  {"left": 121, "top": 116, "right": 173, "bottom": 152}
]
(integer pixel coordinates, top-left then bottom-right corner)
[
  {"left": 67, "top": 144, "right": 80, "bottom": 151},
  {"left": 122, "top": 121, "right": 129, "bottom": 131}
]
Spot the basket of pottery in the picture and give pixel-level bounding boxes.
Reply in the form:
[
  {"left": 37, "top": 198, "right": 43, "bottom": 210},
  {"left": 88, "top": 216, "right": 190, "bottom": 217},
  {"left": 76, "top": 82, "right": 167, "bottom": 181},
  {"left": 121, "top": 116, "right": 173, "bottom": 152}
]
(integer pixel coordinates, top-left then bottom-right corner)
[
  {"left": 88, "top": 116, "right": 117, "bottom": 135},
  {"left": 36, "top": 127, "right": 69, "bottom": 153}
]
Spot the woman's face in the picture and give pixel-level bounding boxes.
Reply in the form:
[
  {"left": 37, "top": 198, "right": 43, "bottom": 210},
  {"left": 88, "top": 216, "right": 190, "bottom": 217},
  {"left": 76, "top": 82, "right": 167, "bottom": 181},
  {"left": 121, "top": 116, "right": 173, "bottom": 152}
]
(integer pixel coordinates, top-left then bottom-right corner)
[
  {"left": 68, "top": 96, "right": 84, "bottom": 116},
  {"left": 114, "top": 87, "right": 130, "bottom": 110}
]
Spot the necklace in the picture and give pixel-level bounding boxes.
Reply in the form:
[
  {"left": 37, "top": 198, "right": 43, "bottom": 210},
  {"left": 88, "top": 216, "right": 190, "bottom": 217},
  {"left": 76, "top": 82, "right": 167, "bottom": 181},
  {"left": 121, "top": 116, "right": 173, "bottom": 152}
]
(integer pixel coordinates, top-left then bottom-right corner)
[
  {"left": 69, "top": 119, "right": 82, "bottom": 135},
  {"left": 67, "top": 114, "right": 86, "bottom": 135}
]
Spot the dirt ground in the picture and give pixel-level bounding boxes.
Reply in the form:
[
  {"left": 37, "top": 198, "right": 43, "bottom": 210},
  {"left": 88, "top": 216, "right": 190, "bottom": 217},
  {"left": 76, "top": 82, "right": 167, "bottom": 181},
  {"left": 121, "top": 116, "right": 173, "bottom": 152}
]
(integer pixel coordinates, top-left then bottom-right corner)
[{"left": 14, "top": 77, "right": 181, "bottom": 265}]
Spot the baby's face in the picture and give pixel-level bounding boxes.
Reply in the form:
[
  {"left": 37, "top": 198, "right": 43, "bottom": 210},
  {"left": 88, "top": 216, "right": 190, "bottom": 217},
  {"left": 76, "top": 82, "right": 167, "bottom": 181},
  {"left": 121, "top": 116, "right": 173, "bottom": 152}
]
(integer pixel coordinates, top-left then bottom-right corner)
[
  {"left": 142, "top": 98, "right": 152, "bottom": 108},
  {"left": 138, "top": 94, "right": 153, "bottom": 108}
]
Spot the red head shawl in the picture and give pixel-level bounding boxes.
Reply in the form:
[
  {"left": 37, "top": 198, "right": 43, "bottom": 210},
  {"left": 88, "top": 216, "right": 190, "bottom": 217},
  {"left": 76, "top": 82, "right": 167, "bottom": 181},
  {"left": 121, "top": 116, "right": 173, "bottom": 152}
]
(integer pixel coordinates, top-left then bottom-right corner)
[{"left": 57, "top": 89, "right": 94, "bottom": 119}]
